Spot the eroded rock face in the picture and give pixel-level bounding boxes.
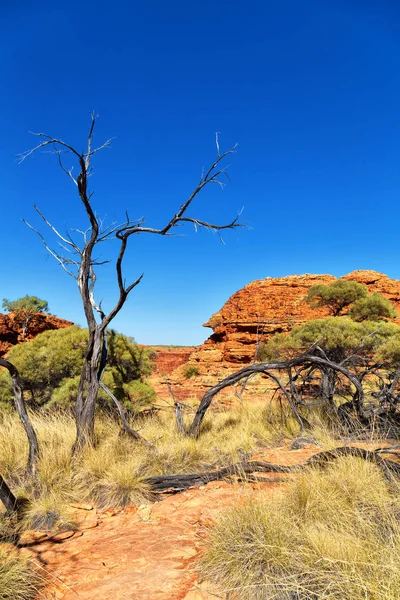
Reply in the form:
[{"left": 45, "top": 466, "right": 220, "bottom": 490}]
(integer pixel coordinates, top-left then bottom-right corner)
[
  {"left": 149, "top": 346, "right": 195, "bottom": 375},
  {"left": 163, "top": 270, "right": 400, "bottom": 400},
  {"left": 0, "top": 312, "right": 73, "bottom": 356}
]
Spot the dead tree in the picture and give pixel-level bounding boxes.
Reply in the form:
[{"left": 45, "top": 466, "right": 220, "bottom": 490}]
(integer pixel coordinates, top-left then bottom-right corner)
[
  {"left": 188, "top": 355, "right": 366, "bottom": 437},
  {"left": 0, "top": 358, "right": 39, "bottom": 476},
  {"left": 20, "top": 114, "right": 242, "bottom": 451}
]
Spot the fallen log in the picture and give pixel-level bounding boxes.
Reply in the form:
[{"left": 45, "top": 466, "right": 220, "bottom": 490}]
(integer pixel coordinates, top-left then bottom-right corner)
[{"left": 145, "top": 446, "right": 400, "bottom": 493}]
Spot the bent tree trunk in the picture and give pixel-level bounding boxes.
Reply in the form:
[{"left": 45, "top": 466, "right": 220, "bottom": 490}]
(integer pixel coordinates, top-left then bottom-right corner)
[
  {"left": 0, "top": 358, "right": 39, "bottom": 476},
  {"left": 188, "top": 355, "right": 365, "bottom": 438}
]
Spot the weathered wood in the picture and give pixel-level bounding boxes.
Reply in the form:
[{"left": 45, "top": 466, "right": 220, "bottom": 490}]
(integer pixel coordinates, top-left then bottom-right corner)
[
  {"left": 99, "top": 382, "right": 153, "bottom": 448},
  {"left": 145, "top": 446, "right": 400, "bottom": 493},
  {"left": 0, "top": 475, "right": 19, "bottom": 513},
  {"left": 0, "top": 358, "right": 39, "bottom": 476},
  {"left": 166, "top": 383, "right": 186, "bottom": 435},
  {"left": 22, "top": 118, "right": 242, "bottom": 452},
  {"left": 188, "top": 355, "right": 366, "bottom": 437}
]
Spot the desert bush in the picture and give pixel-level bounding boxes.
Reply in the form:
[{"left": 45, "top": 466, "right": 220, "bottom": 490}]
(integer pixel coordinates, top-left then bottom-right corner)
[
  {"left": 349, "top": 291, "right": 397, "bottom": 322},
  {"left": 184, "top": 365, "right": 200, "bottom": 378},
  {"left": 0, "top": 327, "right": 155, "bottom": 411},
  {"left": 201, "top": 456, "right": 400, "bottom": 599},
  {"left": 306, "top": 280, "right": 368, "bottom": 316},
  {"left": 260, "top": 316, "right": 400, "bottom": 363}
]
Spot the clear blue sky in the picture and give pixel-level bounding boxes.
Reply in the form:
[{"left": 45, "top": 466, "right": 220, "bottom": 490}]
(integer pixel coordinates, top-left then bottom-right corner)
[{"left": 2, "top": 1, "right": 400, "bottom": 345}]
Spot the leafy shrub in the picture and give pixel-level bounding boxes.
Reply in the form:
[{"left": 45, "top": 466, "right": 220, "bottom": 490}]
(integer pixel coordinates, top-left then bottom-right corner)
[
  {"left": 306, "top": 280, "right": 368, "bottom": 316},
  {"left": 260, "top": 317, "right": 400, "bottom": 363},
  {"left": 0, "top": 327, "right": 155, "bottom": 411},
  {"left": 349, "top": 292, "right": 397, "bottom": 322},
  {"left": 184, "top": 365, "right": 199, "bottom": 378}
]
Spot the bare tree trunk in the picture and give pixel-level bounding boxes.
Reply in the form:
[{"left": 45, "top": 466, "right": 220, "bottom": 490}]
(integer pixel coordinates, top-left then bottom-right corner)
[
  {"left": 0, "top": 358, "right": 39, "bottom": 476},
  {"left": 0, "top": 475, "right": 19, "bottom": 513},
  {"left": 166, "top": 383, "right": 186, "bottom": 434},
  {"left": 73, "top": 328, "right": 102, "bottom": 451},
  {"left": 74, "top": 366, "right": 100, "bottom": 451}
]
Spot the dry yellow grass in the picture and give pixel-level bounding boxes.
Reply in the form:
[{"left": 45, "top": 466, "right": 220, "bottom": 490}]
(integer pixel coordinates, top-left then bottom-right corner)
[
  {"left": 0, "top": 401, "right": 298, "bottom": 523},
  {"left": 200, "top": 456, "right": 400, "bottom": 599},
  {"left": 0, "top": 545, "right": 43, "bottom": 599}
]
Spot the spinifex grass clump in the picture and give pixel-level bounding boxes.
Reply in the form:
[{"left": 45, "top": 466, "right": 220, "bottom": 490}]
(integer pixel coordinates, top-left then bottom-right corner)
[
  {"left": 0, "top": 401, "right": 295, "bottom": 524},
  {"left": 0, "top": 546, "right": 43, "bottom": 600},
  {"left": 201, "top": 456, "right": 400, "bottom": 600}
]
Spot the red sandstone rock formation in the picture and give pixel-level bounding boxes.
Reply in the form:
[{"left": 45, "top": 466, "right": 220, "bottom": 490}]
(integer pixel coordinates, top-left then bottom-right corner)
[
  {"left": 148, "top": 346, "right": 195, "bottom": 375},
  {"left": 0, "top": 312, "right": 73, "bottom": 356},
  {"left": 163, "top": 270, "right": 400, "bottom": 400}
]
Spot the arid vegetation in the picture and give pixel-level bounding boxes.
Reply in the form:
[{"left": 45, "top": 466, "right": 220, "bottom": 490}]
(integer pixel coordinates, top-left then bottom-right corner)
[
  {"left": 201, "top": 455, "right": 400, "bottom": 599},
  {"left": 2, "top": 124, "right": 400, "bottom": 600}
]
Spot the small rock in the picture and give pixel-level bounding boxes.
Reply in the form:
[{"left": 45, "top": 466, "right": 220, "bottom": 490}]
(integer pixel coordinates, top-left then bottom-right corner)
[
  {"left": 49, "top": 530, "right": 75, "bottom": 542},
  {"left": 74, "top": 508, "right": 98, "bottom": 530},
  {"left": 137, "top": 505, "right": 152, "bottom": 522},
  {"left": 18, "top": 530, "right": 49, "bottom": 545}
]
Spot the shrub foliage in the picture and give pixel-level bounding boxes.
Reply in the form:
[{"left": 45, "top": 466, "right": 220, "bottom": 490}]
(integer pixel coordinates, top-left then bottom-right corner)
[{"left": 0, "top": 327, "right": 155, "bottom": 411}]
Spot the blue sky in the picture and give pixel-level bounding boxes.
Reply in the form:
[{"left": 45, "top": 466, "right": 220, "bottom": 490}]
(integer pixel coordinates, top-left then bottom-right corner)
[{"left": 2, "top": 1, "right": 400, "bottom": 345}]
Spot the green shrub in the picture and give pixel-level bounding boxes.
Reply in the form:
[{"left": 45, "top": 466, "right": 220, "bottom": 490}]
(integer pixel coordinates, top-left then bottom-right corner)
[
  {"left": 349, "top": 292, "right": 397, "bottom": 322},
  {"left": 184, "top": 365, "right": 199, "bottom": 378},
  {"left": 260, "top": 317, "right": 400, "bottom": 363},
  {"left": 0, "top": 327, "right": 155, "bottom": 411},
  {"left": 306, "top": 280, "right": 368, "bottom": 316}
]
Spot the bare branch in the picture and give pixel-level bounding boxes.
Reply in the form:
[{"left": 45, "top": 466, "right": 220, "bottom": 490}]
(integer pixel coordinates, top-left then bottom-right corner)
[{"left": 23, "top": 219, "right": 77, "bottom": 279}]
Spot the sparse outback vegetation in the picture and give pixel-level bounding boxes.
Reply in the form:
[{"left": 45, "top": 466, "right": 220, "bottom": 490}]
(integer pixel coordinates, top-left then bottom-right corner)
[
  {"left": 184, "top": 365, "right": 200, "bottom": 378},
  {"left": 0, "top": 401, "right": 300, "bottom": 526},
  {"left": 2, "top": 295, "right": 49, "bottom": 340},
  {"left": 0, "top": 327, "right": 155, "bottom": 412},
  {"left": 305, "top": 279, "right": 397, "bottom": 321},
  {"left": 0, "top": 546, "right": 43, "bottom": 600},
  {"left": 201, "top": 456, "right": 400, "bottom": 599}
]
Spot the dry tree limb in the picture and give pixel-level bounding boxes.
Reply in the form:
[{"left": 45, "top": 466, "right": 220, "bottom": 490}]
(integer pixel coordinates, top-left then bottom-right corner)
[
  {"left": 0, "top": 475, "right": 20, "bottom": 513},
  {"left": 0, "top": 358, "right": 39, "bottom": 477},
  {"left": 188, "top": 355, "right": 365, "bottom": 437},
  {"left": 145, "top": 446, "right": 400, "bottom": 494},
  {"left": 166, "top": 383, "right": 186, "bottom": 434},
  {"left": 99, "top": 382, "right": 153, "bottom": 448}
]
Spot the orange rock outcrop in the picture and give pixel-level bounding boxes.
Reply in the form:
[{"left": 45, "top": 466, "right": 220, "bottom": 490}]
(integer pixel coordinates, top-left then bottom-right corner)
[
  {"left": 162, "top": 270, "right": 400, "bottom": 400},
  {"left": 147, "top": 346, "right": 195, "bottom": 375},
  {"left": 0, "top": 312, "right": 73, "bottom": 356}
]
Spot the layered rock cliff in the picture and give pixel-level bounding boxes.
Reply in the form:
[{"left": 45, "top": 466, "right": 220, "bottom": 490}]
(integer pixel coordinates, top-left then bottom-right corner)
[
  {"left": 0, "top": 312, "right": 73, "bottom": 356},
  {"left": 163, "top": 270, "right": 400, "bottom": 400}
]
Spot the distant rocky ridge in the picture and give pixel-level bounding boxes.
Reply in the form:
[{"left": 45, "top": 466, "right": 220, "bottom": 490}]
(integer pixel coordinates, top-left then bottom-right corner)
[
  {"left": 0, "top": 312, "right": 73, "bottom": 357},
  {"left": 161, "top": 270, "right": 400, "bottom": 400},
  {"left": 4, "top": 270, "right": 400, "bottom": 405}
]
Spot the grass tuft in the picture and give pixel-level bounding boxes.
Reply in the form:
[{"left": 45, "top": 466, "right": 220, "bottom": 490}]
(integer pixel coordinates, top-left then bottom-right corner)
[
  {"left": 0, "top": 401, "right": 292, "bottom": 524},
  {"left": 201, "top": 455, "right": 400, "bottom": 599},
  {"left": 0, "top": 546, "right": 43, "bottom": 599}
]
